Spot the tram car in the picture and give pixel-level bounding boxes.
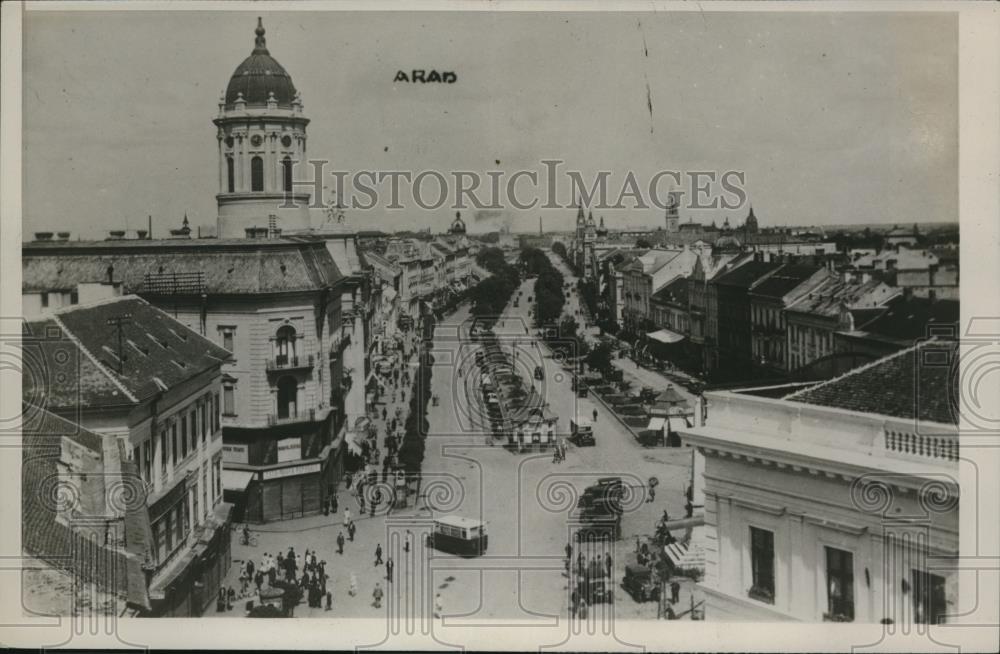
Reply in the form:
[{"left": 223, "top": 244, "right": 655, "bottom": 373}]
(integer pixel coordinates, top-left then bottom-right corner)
[{"left": 426, "top": 516, "right": 488, "bottom": 556}]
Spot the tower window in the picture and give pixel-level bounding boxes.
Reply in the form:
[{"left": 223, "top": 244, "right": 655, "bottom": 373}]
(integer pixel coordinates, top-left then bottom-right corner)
[
  {"left": 251, "top": 156, "right": 264, "bottom": 192},
  {"left": 227, "top": 157, "right": 235, "bottom": 193},
  {"left": 283, "top": 156, "right": 293, "bottom": 193}
]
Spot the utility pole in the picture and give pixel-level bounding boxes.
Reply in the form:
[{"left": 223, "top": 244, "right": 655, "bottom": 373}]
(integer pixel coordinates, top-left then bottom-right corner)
[{"left": 106, "top": 313, "right": 133, "bottom": 374}]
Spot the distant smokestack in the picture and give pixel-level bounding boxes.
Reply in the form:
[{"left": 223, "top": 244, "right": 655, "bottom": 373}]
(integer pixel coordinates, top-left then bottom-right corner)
[{"left": 148, "top": 215, "right": 152, "bottom": 239}]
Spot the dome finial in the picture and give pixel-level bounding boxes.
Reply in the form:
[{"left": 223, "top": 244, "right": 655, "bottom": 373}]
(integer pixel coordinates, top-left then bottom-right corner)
[{"left": 253, "top": 17, "right": 269, "bottom": 54}]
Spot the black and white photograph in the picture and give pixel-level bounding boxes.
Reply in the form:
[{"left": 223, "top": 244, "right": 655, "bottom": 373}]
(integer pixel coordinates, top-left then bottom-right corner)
[{"left": 1, "top": 1, "right": 997, "bottom": 651}]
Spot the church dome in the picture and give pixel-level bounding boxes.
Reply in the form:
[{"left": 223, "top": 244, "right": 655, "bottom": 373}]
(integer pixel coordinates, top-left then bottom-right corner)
[
  {"left": 225, "top": 18, "right": 297, "bottom": 107},
  {"left": 449, "top": 211, "right": 467, "bottom": 234}
]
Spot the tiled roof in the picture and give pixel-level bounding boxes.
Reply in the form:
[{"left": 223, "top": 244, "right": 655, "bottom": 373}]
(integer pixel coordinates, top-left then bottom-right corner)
[
  {"left": 22, "top": 238, "right": 342, "bottom": 294},
  {"left": 712, "top": 260, "right": 782, "bottom": 289},
  {"left": 750, "top": 264, "right": 825, "bottom": 300},
  {"left": 785, "top": 340, "right": 958, "bottom": 425},
  {"left": 24, "top": 296, "right": 231, "bottom": 409}
]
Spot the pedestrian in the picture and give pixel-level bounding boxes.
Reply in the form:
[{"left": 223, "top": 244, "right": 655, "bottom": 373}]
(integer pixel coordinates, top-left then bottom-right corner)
[
  {"left": 570, "top": 587, "right": 579, "bottom": 617},
  {"left": 348, "top": 521, "right": 356, "bottom": 542},
  {"left": 344, "top": 507, "right": 352, "bottom": 528},
  {"left": 386, "top": 558, "right": 394, "bottom": 583},
  {"left": 374, "top": 543, "right": 383, "bottom": 566},
  {"left": 372, "top": 582, "right": 384, "bottom": 609},
  {"left": 255, "top": 570, "right": 264, "bottom": 593},
  {"left": 349, "top": 573, "right": 358, "bottom": 597},
  {"left": 605, "top": 552, "right": 613, "bottom": 578},
  {"left": 382, "top": 407, "right": 388, "bottom": 421},
  {"left": 565, "top": 542, "right": 573, "bottom": 560},
  {"left": 592, "top": 408, "right": 598, "bottom": 422},
  {"left": 578, "top": 597, "right": 589, "bottom": 621},
  {"left": 325, "top": 590, "right": 332, "bottom": 611},
  {"left": 434, "top": 593, "right": 443, "bottom": 619},
  {"left": 331, "top": 494, "right": 339, "bottom": 515},
  {"left": 671, "top": 580, "right": 680, "bottom": 604},
  {"left": 577, "top": 551, "right": 585, "bottom": 576},
  {"left": 337, "top": 531, "right": 345, "bottom": 555},
  {"left": 647, "top": 485, "right": 656, "bottom": 503}
]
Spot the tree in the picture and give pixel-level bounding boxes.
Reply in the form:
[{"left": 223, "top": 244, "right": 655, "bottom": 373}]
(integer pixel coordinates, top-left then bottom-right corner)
[
  {"left": 586, "top": 342, "right": 614, "bottom": 374},
  {"left": 635, "top": 237, "right": 653, "bottom": 249},
  {"left": 552, "top": 241, "right": 567, "bottom": 258}
]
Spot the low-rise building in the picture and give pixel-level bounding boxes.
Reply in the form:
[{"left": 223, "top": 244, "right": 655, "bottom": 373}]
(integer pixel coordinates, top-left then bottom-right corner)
[
  {"left": 23, "top": 296, "right": 233, "bottom": 616},
  {"left": 681, "top": 340, "right": 959, "bottom": 623}
]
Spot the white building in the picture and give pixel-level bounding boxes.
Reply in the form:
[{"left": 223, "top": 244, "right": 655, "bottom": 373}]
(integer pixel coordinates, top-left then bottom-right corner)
[{"left": 681, "top": 340, "right": 958, "bottom": 623}]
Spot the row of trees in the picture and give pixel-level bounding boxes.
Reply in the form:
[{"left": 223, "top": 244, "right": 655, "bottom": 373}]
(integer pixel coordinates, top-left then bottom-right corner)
[
  {"left": 397, "top": 337, "right": 436, "bottom": 476},
  {"left": 522, "top": 247, "right": 565, "bottom": 327},
  {"left": 470, "top": 247, "right": 520, "bottom": 320}
]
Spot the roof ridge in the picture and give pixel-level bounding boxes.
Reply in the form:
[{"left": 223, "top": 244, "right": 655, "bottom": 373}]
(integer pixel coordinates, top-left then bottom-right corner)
[
  {"left": 50, "top": 313, "right": 139, "bottom": 404},
  {"left": 784, "top": 338, "right": 938, "bottom": 401}
]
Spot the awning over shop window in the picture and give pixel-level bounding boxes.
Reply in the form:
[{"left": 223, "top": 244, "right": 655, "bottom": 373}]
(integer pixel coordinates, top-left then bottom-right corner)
[
  {"left": 647, "top": 329, "right": 685, "bottom": 345},
  {"left": 647, "top": 417, "right": 667, "bottom": 431},
  {"left": 222, "top": 469, "right": 254, "bottom": 492}
]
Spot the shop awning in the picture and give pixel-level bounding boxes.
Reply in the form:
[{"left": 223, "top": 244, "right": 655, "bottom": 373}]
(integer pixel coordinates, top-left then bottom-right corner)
[
  {"left": 647, "top": 417, "right": 667, "bottom": 431},
  {"left": 222, "top": 469, "right": 254, "bottom": 492},
  {"left": 647, "top": 329, "right": 685, "bottom": 345},
  {"left": 664, "top": 531, "right": 706, "bottom": 571}
]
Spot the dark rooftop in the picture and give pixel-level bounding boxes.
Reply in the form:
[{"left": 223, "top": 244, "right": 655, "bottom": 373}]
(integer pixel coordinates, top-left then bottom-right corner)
[
  {"left": 712, "top": 260, "right": 782, "bottom": 289},
  {"left": 651, "top": 276, "right": 689, "bottom": 307},
  {"left": 785, "top": 340, "right": 957, "bottom": 425},
  {"left": 849, "top": 294, "right": 960, "bottom": 343},
  {"left": 750, "top": 264, "right": 826, "bottom": 300},
  {"left": 24, "top": 296, "right": 231, "bottom": 409}
]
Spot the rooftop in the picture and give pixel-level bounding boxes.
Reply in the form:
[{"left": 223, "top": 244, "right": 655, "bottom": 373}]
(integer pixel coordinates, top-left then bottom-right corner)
[
  {"left": 749, "top": 264, "right": 826, "bottom": 300},
  {"left": 24, "top": 296, "right": 232, "bottom": 409},
  {"left": 22, "top": 237, "right": 342, "bottom": 294},
  {"left": 785, "top": 339, "right": 957, "bottom": 425},
  {"left": 711, "top": 260, "right": 782, "bottom": 289},
  {"left": 845, "top": 294, "right": 960, "bottom": 343}
]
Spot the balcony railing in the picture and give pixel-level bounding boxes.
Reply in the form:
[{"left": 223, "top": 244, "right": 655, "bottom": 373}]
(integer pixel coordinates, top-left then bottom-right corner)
[
  {"left": 265, "top": 353, "right": 315, "bottom": 372},
  {"left": 266, "top": 408, "right": 317, "bottom": 426}
]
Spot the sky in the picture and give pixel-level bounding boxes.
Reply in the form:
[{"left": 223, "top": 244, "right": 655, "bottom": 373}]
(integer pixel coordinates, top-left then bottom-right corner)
[{"left": 22, "top": 9, "right": 957, "bottom": 238}]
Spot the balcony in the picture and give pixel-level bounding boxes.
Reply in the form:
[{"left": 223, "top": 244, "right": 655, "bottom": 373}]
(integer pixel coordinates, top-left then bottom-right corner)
[
  {"left": 266, "top": 408, "right": 318, "bottom": 426},
  {"left": 265, "top": 353, "right": 314, "bottom": 372}
]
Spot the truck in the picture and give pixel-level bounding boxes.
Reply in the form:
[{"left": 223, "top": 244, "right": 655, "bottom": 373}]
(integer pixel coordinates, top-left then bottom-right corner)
[{"left": 570, "top": 418, "right": 594, "bottom": 446}]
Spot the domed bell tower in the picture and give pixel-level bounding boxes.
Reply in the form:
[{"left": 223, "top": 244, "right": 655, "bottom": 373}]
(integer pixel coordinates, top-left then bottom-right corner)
[{"left": 214, "top": 18, "right": 312, "bottom": 239}]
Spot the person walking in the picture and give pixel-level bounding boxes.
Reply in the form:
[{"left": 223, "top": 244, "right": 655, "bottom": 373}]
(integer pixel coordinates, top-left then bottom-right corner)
[
  {"left": 670, "top": 580, "right": 681, "bottom": 604},
  {"left": 331, "top": 493, "right": 339, "bottom": 516},
  {"left": 344, "top": 507, "right": 352, "bottom": 529},
  {"left": 578, "top": 597, "right": 589, "bottom": 622},
  {"left": 386, "top": 558, "right": 394, "bottom": 583},
  {"left": 337, "top": 531, "right": 345, "bottom": 555},
  {"left": 374, "top": 543, "right": 384, "bottom": 566},
  {"left": 592, "top": 408, "right": 598, "bottom": 422},
  {"left": 372, "top": 582, "right": 384, "bottom": 609},
  {"left": 646, "top": 485, "right": 656, "bottom": 503},
  {"left": 348, "top": 521, "right": 357, "bottom": 542},
  {"left": 434, "top": 593, "right": 443, "bottom": 619},
  {"left": 604, "top": 552, "right": 613, "bottom": 578}
]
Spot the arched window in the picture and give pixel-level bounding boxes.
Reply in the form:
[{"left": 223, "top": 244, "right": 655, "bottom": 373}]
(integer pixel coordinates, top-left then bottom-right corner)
[
  {"left": 276, "top": 376, "right": 298, "bottom": 419},
  {"left": 282, "top": 157, "right": 293, "bottom": 193},
  {"left": 251, "top": 156, "right": 264, "bottom": 192},
  {"left": 226, "top": 157, "right": 235, "bottom": 193},
  {"left": 275, "top": 325, "right": 297, "bottom": 366}
]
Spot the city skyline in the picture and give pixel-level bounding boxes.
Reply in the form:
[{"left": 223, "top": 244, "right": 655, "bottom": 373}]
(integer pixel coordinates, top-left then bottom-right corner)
[{"left": 23, "top": 11, "right": 957, "bottom": 238}]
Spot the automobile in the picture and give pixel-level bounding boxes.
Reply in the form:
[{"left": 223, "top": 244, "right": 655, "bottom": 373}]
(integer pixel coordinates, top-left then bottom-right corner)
[
  {"left": 576, "top": 575, "right": 614, "bottom": 604},
  {"left": 622, "top": 564, "right": 660, "bottom": 603},
  {"left": 513, "top": 299, "right": 519, "bottom": 308},
  {"left": 570, "top": 418, "right": 595, "bottom": 446},
  {"left": 426, "top": 516, "right": 488, "bottom": 556},
  {"left": 534, "top": 365, "right": 544, "bottom": 380}
]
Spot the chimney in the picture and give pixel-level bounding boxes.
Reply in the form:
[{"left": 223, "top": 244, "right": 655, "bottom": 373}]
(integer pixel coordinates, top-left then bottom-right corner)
[
  {"left": 56, "top": 231, "right": 71, "bottom": 241},
  {"left": 33, "top": 231, "right": 54, "bottom": 242}
]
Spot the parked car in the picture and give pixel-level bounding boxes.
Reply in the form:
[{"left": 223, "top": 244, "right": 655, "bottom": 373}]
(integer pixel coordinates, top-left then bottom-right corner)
[{"left": 622, "top": 564, "right": 660, "bottom": 603}]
